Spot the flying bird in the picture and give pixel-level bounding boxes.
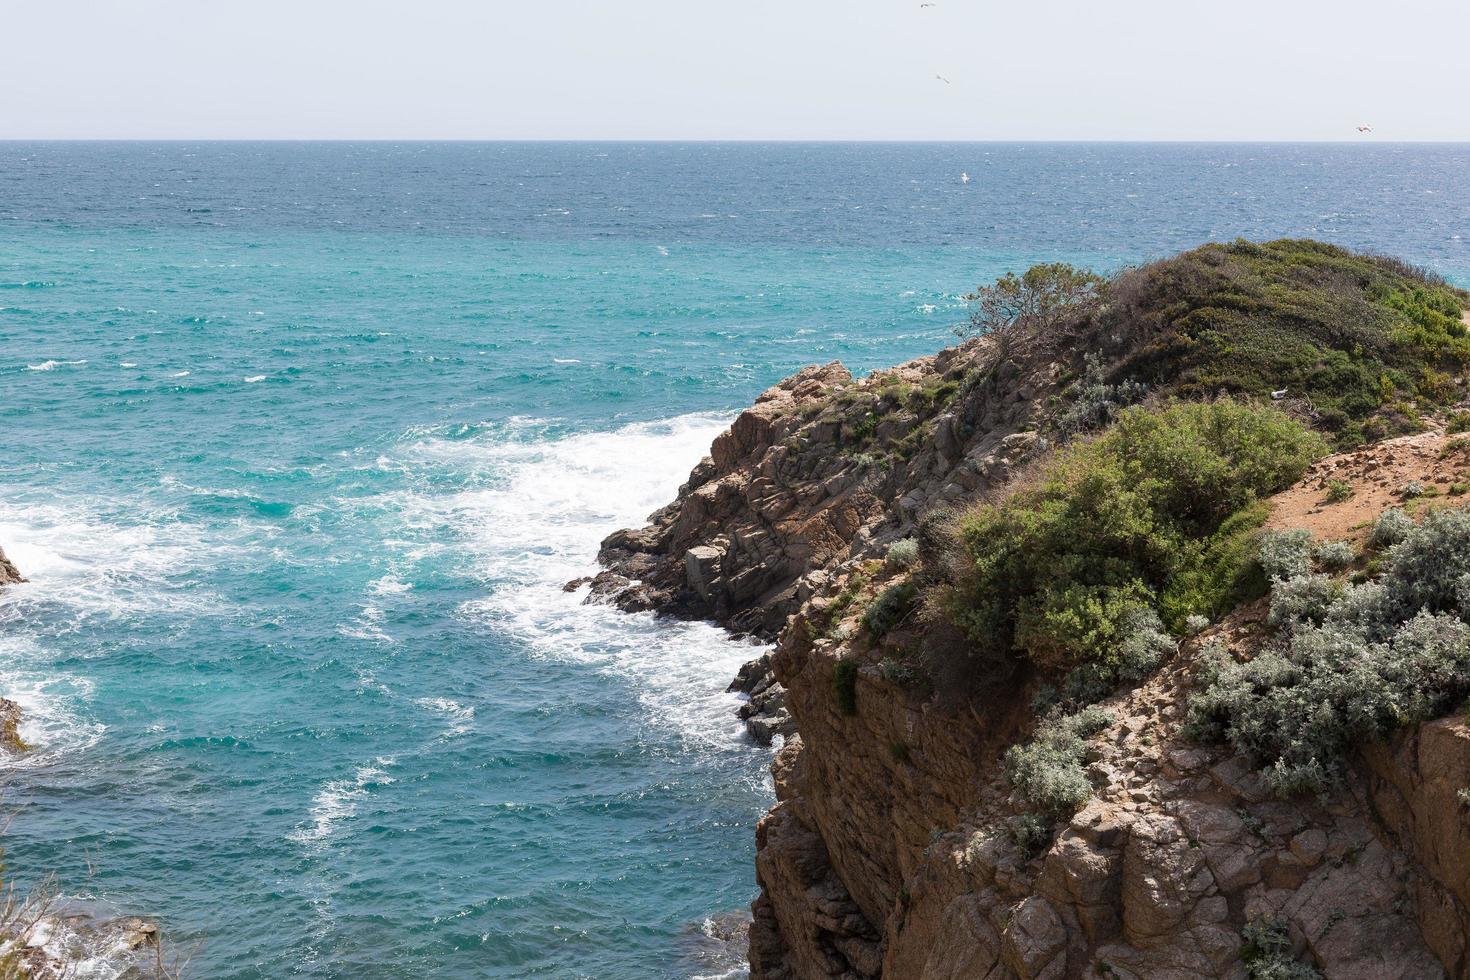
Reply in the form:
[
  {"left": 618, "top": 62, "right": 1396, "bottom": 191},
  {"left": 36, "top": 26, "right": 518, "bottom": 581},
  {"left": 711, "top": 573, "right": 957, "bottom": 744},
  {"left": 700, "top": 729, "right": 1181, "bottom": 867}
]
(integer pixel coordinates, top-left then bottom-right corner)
[
  {"left": 920, "top": 3, "right": 937, "bottom": 7},
  {"left": 1357, "top": 125, "right": 1373, "bottom": 133},
  {"left": 961, "top": 172, "right": 970, "bottom": 184},
  {"left": 935, "top": 74, "right": 951, "bottom": 84}
]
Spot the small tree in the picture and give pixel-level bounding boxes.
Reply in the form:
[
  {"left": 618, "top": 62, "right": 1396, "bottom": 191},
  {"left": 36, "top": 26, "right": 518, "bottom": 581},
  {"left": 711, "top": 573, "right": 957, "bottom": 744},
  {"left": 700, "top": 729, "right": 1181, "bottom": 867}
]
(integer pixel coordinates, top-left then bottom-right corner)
[{"left": 957, "top": 263, "right": 1105, "bottom": 360}]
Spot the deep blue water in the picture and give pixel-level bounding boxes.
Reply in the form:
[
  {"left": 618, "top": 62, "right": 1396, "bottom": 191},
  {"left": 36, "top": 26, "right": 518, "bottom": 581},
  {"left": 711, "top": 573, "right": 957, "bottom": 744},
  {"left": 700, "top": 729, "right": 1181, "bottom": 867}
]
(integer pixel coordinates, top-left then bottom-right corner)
[{"left": 1, "top": 142, "right": 1468, "bottom": 979}]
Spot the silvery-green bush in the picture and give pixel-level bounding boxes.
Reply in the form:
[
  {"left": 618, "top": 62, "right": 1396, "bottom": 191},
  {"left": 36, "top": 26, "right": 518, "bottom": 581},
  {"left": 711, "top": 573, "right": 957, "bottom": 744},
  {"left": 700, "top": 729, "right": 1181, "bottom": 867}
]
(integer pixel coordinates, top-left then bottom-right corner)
[
  {"left": 1370, "top": 508, "right": 1412, "bottom": 549},
  {"left": 1189, "top": 506, "right": 1470, "bottom": 795},
  {"left": 1314, "top": 540, "right": 1355, "bottom": 571},
  {"left": 1259, "top": 529, "right": 1313, "bottom": 581},
  {"left": 1267, "top": 573, "right": 1342, "bottom": 630},
  {"left": 1005, "top": 706, "right": 1114, "bottom": 819},
  {"left": 885, "top": 537, "right": 920, "bottom": 569},
  {"left": 1055, "top": 353, "right": 1148, "bottom": 436}
]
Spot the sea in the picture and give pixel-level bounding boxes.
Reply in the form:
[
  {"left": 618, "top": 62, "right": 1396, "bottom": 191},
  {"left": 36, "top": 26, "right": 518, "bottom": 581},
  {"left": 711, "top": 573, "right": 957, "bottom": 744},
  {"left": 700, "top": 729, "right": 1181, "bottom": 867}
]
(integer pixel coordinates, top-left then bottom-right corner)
[{"left": 1, "top": 142, "right": 1468, "bottom": 979}]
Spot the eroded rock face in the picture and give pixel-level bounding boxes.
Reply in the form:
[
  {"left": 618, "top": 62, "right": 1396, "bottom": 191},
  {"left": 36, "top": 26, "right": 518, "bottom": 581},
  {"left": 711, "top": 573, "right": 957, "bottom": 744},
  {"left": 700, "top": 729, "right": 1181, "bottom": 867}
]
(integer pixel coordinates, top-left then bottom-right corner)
[
  {"left": 591, "top": 340, "right": 1051, "bottom": 640},
  {"left": 0, "top": 544, "right": 23, "bottom": 586},
  {"left": 754, "top": 595, "right": 1456, "bottom": 980},
  {"left": 1360, "top": 719, "right": 1470, "bottom": 976},
  {"left": 0, "top": 697, "right": 27, "bottom": 754},
  {"left": 594, "top": 339, "right": 1470, "bottom": 979}
]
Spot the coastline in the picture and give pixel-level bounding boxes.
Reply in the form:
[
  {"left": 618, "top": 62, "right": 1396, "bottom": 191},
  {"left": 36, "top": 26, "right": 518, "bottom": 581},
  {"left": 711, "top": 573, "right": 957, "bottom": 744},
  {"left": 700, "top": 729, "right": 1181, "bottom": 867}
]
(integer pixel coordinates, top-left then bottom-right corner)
[{"left": 592, "top": 242, "right": 1470, "bottom": 978}]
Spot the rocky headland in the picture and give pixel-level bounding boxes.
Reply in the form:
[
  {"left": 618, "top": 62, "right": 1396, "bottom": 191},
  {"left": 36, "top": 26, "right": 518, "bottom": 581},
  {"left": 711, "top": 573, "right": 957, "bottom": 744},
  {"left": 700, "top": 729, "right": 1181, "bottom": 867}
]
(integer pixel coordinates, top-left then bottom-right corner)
[{"left": 595, "top": 241, "right": 1470, "bottom": 978}]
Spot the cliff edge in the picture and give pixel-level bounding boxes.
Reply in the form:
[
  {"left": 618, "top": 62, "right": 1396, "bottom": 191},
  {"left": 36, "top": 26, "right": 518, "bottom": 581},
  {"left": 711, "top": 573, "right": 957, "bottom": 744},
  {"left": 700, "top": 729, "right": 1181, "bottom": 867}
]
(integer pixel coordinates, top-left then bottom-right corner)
[{"left": 597, "top": 240, "right": 1470, "bottom": 978}]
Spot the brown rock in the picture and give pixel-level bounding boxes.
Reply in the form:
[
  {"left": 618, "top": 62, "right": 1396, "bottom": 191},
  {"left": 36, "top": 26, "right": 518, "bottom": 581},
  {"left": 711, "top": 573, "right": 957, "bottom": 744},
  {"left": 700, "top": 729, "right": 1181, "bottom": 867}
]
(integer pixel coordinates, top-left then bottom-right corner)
[
  {"left": 0, "top": 698, "right": 28, "bottom": 754},
  {"left": 0, "top": 545, "right": 23, "bottom": 586}
]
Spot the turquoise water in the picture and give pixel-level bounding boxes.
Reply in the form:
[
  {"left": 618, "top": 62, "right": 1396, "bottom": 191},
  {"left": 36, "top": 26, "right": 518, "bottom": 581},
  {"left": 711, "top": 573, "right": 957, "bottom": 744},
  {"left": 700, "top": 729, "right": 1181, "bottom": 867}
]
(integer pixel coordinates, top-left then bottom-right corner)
[{"left": 2, "top": 143, "right": 1469, "bottom": 979}]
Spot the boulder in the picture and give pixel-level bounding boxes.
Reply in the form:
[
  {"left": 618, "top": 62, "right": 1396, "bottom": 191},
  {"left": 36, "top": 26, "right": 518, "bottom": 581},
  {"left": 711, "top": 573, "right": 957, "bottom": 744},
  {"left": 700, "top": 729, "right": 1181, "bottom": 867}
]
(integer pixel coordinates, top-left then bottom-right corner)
[
  {"left": 0, "top": 698, "right": 28, "bottom": 753},
  {"left": 0, "top": 545, "right": 23, "bottom": 586}
]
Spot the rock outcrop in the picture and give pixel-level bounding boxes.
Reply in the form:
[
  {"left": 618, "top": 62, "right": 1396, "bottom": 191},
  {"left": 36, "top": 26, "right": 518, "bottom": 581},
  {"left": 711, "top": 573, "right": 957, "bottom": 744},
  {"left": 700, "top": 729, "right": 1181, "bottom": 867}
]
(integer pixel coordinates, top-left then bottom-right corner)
[
  {"left": 750, "top": 589, "right": 1456, "bottom": 979},
  {"left": 594, "top": 245, "right": 1470, "bottom": 978},
  {"left": 591, "top": 342, "right": 1053, "bottom": 641},
  {"left": 0, "top": 544, "right": 23, "bottom": 586},
  {"left": 591, "top": 334, "right": 1061, "bottom": 743},
  {"left": 0, "top": 549, "right": 28, "bottom": 753},
  {"left": 0, "top": 697, "right": 28, "bottom": 754}
]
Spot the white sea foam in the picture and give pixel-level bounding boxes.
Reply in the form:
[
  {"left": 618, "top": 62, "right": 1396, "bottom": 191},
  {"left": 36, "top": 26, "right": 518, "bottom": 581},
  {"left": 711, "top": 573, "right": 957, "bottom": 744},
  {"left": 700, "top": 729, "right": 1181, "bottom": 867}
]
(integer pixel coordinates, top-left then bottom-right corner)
[
  {"left": 118, "top": 362, "right": 137, "bottom": 368},
  {"left": 0, "top": 497, "right": 221, "bottom": 621},
  {"left": 169, "top": 370, "right": 190, "bottom": 378},
  {"left": 21, "top": 907, "right": 152, "bottom": 980},
  {"left": 26, "top": 359, "right": 86, "bottom": 372},
  {"left": 399, "top": 413, "right": 768, "bottom": 749},
  {"left": 289, "top": 758, "right": 396, "bottom": 845},
  {"left": 0, "top": 657, "right": 105, "bottom": 768},
  {"left": 0, "top": 494, "right": 235, "bottom": 763},
  {"left": 367, "top": 574, "right": 411, "bottom": 596},
  {"left": 337, "top": 601, "right": 391, "bottom": 644},
  {"left": 414, "top": 696, "right": 475, "bottom": 737},
  {"left": 243, "top": 374, "right": 267, "bottom": 383}
]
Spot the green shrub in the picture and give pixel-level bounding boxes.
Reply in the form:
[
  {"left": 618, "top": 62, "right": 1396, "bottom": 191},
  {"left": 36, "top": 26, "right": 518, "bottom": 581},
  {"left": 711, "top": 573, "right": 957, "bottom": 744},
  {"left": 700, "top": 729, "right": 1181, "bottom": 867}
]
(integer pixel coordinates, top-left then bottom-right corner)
[
  {"left": 1324, "top": 479, "right": 1354, "bottom": 502},
  {"left": 833, "top": 659, "right": 859, "bottom": 716},
  {"left": 1448, "top": 410, "right": 1470, "bottom": 434},
  {"left": 1103, "top": 239, "right": 1469, "bottom": 447},
  {"left": 863, "top": 581, "right": 918, "bottom": 638},
  {"left": 1005, "top": 706, "right": 1114, "bottom": 820},
  {"left": 1157, "top": 503, "right": 1273, "bottom": 627},
  {"left": 1188, "top": 505, "right": 1470, "bottom": 794},
  {"left": 1240, "top": 917, "right": 1322, "bottom": 980},
  {"left": 1047, "top": 608, "right": 1176, "bottom": 709},
  {"left": 940, "top": 401, "right": 1324, "bottom": 681},
  {"left": 1259, "top": 529, "right": 1314, "bottom": 581},
  {"left": 878, "top": 656, "right": 921, "bottom": 686},
  {"left": 1010, "top": 814, "right": 1053, "bottom": 858}
]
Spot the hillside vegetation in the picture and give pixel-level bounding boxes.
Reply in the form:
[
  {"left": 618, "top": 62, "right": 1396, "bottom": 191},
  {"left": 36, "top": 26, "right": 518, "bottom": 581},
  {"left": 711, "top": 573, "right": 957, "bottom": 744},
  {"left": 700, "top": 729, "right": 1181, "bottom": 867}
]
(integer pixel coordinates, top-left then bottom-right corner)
[
  {"left": 918, "top": 240, "right": 1470, "bottom": 704},
  {"left": 1100, "top": 239, "right": 1470, "bottom": 446}
]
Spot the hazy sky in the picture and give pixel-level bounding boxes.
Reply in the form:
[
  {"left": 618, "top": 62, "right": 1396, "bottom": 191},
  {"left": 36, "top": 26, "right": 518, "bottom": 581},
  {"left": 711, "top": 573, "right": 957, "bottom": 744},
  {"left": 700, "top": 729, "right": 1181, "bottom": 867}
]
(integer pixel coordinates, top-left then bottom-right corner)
[{"left": 5, "top": 0, "right": 1469, "bottom": 140}]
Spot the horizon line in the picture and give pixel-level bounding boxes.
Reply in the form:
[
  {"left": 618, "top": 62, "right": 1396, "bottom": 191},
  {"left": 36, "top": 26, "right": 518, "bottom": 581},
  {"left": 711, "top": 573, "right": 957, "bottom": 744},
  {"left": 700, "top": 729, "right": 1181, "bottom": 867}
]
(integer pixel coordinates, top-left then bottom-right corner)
[{"left": 3, "top": 137, "right": 1469, "bottom": 145}]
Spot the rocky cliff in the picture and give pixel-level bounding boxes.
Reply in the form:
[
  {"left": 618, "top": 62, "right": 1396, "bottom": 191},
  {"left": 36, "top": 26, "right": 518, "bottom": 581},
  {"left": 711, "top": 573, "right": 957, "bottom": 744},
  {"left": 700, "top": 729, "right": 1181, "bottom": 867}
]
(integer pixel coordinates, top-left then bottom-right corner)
[
  {"left": 595, "top": 241, "right": 1470, "bottom": 978},
  {"left": 0, "top": 543, "right": 24, "bottom": 587}
]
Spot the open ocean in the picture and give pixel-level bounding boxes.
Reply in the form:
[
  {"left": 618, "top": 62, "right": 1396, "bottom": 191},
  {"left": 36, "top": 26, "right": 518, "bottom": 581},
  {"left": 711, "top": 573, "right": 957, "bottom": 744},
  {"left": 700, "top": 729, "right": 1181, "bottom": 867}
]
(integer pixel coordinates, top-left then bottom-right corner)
[{"left": 1, "top": 142, "right": 1468, "bottom": 978}]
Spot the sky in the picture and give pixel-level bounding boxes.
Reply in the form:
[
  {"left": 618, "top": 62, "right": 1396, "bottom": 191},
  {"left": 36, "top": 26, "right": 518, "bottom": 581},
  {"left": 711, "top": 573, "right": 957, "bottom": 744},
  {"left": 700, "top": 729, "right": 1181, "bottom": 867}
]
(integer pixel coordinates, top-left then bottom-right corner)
[{"left": 4, "top": 0, "right": 1469, "bottom": 140}]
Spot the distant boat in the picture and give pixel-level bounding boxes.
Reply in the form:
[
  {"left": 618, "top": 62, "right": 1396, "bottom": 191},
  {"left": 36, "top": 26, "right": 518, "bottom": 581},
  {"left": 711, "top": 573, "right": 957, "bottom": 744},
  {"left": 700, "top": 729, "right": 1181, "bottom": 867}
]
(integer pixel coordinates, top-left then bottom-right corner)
[{"left": 961, "top": 172, "right": 970, "bottom": 184}]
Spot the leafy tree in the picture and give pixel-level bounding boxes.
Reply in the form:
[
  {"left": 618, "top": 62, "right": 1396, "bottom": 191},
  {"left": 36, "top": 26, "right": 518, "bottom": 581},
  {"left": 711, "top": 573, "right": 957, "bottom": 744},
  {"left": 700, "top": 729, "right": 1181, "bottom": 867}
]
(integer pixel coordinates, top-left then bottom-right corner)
[{"left": 957, "top": 263, "right": 1105, "bottom": 359}]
